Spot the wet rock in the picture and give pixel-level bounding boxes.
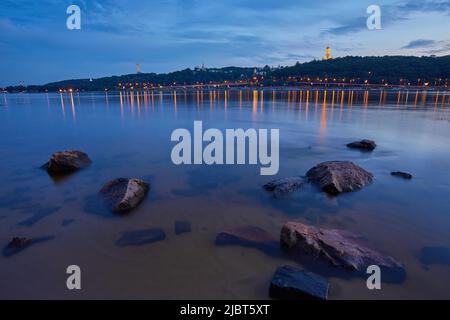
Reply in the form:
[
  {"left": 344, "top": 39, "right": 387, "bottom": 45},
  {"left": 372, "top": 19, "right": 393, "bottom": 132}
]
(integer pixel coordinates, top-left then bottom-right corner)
[
  {"left": 42, "top": 150, "right": 91, "bottom": 175},
  {"left": 306, "top": 161, "right": 373, "bottom": 195},
  {"left": 116, "top": 228, "right": 166, "bottom": 246},
  {"left": 263, "top": 176, "right": 304, "bottom": 196},
  {"left": 99, "top": 178, "right": 149, "bottom": 213},
  {"left": 3, "top": 238, "right": 31, "bottom": 257},
  {"left": 347, "top": 139, "right": 377, "bottom": 151},
  {"left": 8, "top": 237, "right": 31, "bottom": 249},
  {"left": 269, "top": 265, "right": 329, "bottom": 300},
  {"left": 281, "top": 221, "right": 404, "bottom": 273},
  {"left": 175, "top": 220, "right": 191, "bottom": 235},
  {"left": 215, "top": 226, "right": 278, "bottom": 254},
  {"left": 391, "top": 171, "right": 413, "bottom": 180},
  {"left": 3, "top": 236, "right": 54, "bottom": 257}
]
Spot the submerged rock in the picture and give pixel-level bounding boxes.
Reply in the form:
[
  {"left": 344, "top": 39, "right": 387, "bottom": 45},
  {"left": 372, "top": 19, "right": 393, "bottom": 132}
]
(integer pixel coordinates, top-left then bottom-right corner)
[
  {"left": 263, "top": 177, "right": 304, "bottom": 196},
  {"left": 215, "top": 226, "right": 278, "bottom": 254},
  {"left": 3, "top": 236, "right": 54, "bottom": 257},
  {"left": 8, "top": 237, "right": 31, "bottom": 249},
  {"left": 306, "top": 161, "right": 373, "bottom": 195},
  {"left": 42, "top": 150, "right": 91, "bottom": 175},
  {"left": 391, "top": 171, "right": 413, "bottom": 180},
  {"left": 281, "top": 221, "right": 404, "bottom": 273},
  {"left": 99, "top": 178, "right": 149, "bottom": 213},
  {"left": 175, "top": 220, "right": 191, "bottom": 235},
  {"left": 116, "top": 228, "right": 166, "bottom": 246},
  {"left": 62, "top": 219, "right": 75, "bottom": 227},
  {"left": 269, "top": 265, "right": 329, "bottom": 300},
  {"left": 347, "top": 139, "right": 377, "bottom": 151},
  {"left": 420, "top": 246, "right": 450, "bottom": 266}
]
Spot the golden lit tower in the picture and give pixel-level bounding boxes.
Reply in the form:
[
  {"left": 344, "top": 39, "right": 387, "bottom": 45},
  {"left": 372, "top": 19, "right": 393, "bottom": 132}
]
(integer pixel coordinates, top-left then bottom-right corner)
[{"left": 324, "top": 46, "right": 332, "bottom": 60}]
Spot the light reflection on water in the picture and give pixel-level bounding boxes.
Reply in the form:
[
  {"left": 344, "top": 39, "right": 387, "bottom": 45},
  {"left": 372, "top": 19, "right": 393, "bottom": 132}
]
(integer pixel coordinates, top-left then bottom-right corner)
[{"left": 1, "top": 89, "right": 450, "bottom": 299}]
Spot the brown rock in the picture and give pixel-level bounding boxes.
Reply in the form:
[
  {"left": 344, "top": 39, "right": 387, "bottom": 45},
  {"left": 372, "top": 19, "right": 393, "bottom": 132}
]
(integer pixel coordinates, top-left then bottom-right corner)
[
  {"left": 43, "top": 150, "right": 91, "bottom": 175},
  {"left": 281, "top": 221, "right": 404, "bottom": 272},
  {"left": 306, "top": 161, "right": 373, "bottom": 195}
]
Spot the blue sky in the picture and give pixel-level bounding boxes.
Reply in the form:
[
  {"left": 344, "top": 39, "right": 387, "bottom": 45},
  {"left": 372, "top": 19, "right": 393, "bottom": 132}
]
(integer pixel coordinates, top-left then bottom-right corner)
[{"left": 0, "top": 0, "right": 449, "bottom": 86}]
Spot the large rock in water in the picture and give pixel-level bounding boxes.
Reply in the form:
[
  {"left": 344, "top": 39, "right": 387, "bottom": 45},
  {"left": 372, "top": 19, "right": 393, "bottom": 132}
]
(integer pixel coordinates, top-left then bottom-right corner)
[
  {"left": 99, "top": 178, "right": 149, "bottom": 213},
  {"left": 280, "top": 222, "right": 404, "bottom": 273},
  {"left": 269, "top": 265, "right": 329, "bottom": 300},
  {"left": 43, "top": 150, "right": 91, "bottom": 175},
  {"left": 347, "top": 139, "right": 377, "bottom": 151},
  {"left": 306, "top": 161, "right": 373, "bottom": 195},
  {"left": 263, "top": 176, "right": 304, "bottom": 196},
  {"left": 215, "top": 226, "right": 278, "bottom": 254}
]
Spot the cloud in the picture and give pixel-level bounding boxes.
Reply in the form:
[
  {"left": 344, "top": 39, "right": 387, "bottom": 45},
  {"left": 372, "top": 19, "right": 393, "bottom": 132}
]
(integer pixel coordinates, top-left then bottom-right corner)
[
  {"left": 322, "top": 0, "right": 450, "bottom": 36},
  {"left": 401, "top": 39, "right": 450, "bottom": 55},
  {"left": 324, "top": 17, "right": 367, "bottom": 35},
  {"left": 397, "top": 0, "right": 450, "bottom": 14},
  {"left": 402, "top": 39, "right": 436, "bottom": 49}
]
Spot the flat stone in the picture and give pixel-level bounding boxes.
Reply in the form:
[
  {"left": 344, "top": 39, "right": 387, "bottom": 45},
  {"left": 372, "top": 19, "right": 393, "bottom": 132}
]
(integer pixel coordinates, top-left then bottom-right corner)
[
  {"left": 175, "top": 220, "right": 191, "bottom": 235},
  {"left": 306, "top": 161, "right": 373, "bottom": 195},
  {"left": 116, "top": 228, "right": 166, "bottom": 246},
  {"left": 347, "top": 139, "right": 377, "bottom": 151},
  {"left": 263, "top": 176, "right": 304, "bottom": 196},
  {"left": 43, "top": 150, "right": 91, "bottom": 175},
  {"left": 215, "top": 226, "right": 278, "bottom": 253},
  {"left": 99, "top": 178, "right": 149, "bottom": 213},
  {"left": 281, "top": 221, "right": 404, "bottom": 273},
  {"left": 391, "top": 171, "right": 413, "bottom": 179},
  {"left": 269, "top": 265, "right": 329, "bottom": 300}
]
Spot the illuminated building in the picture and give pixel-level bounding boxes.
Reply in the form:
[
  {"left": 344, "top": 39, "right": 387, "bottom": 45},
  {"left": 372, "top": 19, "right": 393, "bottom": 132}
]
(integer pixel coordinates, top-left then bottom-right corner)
[{"left": 324, "top": 46, "right": 332, "bottom": 60}]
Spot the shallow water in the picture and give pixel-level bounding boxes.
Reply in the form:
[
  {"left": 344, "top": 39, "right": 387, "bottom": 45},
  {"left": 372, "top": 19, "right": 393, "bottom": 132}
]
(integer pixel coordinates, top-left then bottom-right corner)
[{"left": 1, "top": 89, "right": 450, "bottom": 299}]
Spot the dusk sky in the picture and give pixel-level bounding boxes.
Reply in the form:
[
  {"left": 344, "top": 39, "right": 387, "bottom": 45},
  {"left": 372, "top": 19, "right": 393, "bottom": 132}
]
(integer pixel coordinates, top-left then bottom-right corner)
[{"left": 1, "top": 0, "right": 449, "bottom": 86}]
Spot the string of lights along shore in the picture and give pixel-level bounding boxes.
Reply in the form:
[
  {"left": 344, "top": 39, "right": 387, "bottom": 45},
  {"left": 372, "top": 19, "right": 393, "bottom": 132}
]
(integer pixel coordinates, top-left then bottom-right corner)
[{"left": 3, "top": 47, "right": 449, "bottom": 93}]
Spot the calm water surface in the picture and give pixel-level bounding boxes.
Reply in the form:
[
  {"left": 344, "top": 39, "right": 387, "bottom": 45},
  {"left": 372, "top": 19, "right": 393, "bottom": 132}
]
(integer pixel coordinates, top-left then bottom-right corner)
[{"left": 1, "top": 89, "right": 450, "bottom": 299}]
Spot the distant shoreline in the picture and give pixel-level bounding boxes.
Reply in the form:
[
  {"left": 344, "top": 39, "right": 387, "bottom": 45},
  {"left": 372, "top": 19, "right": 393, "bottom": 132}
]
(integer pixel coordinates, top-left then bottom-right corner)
[
  {"left": 3, "top": 85, "right": 450, "bottom": 95},
  {"left": 2, "top": 55, "right": 449, "bottom": 93}
]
